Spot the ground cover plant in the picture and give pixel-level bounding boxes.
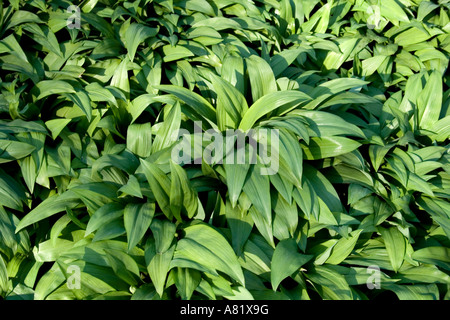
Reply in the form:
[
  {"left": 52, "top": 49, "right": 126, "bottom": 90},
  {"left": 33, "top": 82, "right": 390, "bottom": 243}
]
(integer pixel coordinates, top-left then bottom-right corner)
[{"left": 0, "top": 0, "right": 449, "bottom": 300}]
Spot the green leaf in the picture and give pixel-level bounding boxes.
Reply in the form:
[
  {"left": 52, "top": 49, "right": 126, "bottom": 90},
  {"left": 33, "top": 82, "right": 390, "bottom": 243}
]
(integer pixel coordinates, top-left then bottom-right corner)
[
  {"left": 380, "top": 0, "right": 409, "bottom": 23},
  {"left": 16, "top": 192, "right": 80, "bottom": 233},
  {"left": 124, "top": 202, "right": 155, "bottom": 251},
  {"left": 0, "top": 254, "right": 8, "bottom": 296},
  {"left": 171, "top": 222, "right": 245, "bottom": 285},
  {"left": 243, "top": 164, "right": 273, "bottom": 247},
  {"left": 33, "top": 80, "right": 76, "bottom": 100},
  {"left": 172, "top": 267, "right": 202, "bottom": 300},
  {"left": 146, "top": 244, "right": 175, "bottom": 297},
  {"left": 305, "top": 265, "right": 354, "bottom": 300},
  {"left": 66, "top": 90, "right": 92, "bottom": 121},
  {"left": 125, "top": 23, "right": 158, "bottom": 61},
  {"left": 395, "top": 265, "right": 450, "bottom": 284},
  {"left": 104, "top": 249, "right": 141, "bottom": 286},
  {"left": 0, "top": 140, "right": 36, "bottom": 163},
  {"left": 156, "top": 85, "right": 216, "bottom": 123},
  {"left": 85, "top": 203, "right": 124, "bottom": 236},
  {"left": 245, "top": 55, "right": 277, "bottom": 103},
  {"left": 224, "top": 147, "right": 251, "bottom": 208},
  {"left": 208, "top": 73, "right": 248, "bottom": 130},
  {"left": 110, "top": 58, "right": 130, "bottom": 95},
  {"left": 325, "top": 230, "right": 363, "bottom": 265},
  {"left": 271, "top": 239, "right": 313, "bottom": 291},
  {"left": 118, "top": 175, "right": 143, "bottom": 198},
  {"left": 239, "top": 91, "right": 311, "bottom": 130},
  {"left": 127, "top": 123, "right": 152, "bottom": 158},
  {"left": 417, "top": 70, "right": 443, "bottom": 130},
  {"left": 170, "top": 161, "right": 198, "bottom": 219},
  {"left": 225, "top": 200, "right": 253, "bottom": 256},
  {"left": 152, "top": 103, "right": 181, "bottom": 153},
  {"left": 412, "top": 247, "right": 450, "bottom": 271},
  {"left": 0, "top": 168, "right": 27, "bottom": 211},
  {"left": 378, "top": 226, "right": 406, "bottom": 272},
  {"left": 140, "top": 159, "right": 173, "bottom": 220},
  {"left": 386, "top": 284, "right": 440, "bottom": 300},
  {"left": 301, "top": 137, "right": 361, "bottom": 160},
  {"left": 45, "top": 119, "right": 71, "bottom": 140},
  {"left": 85, "top": 82, "right": 117, "bottom": 107}
]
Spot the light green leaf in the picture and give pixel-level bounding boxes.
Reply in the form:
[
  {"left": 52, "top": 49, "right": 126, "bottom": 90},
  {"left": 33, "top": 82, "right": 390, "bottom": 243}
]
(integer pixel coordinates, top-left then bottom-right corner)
[
  {"left": 412, "top": 247, "right": 450, "bottom": 271},
  {"left": 325, "top": 230, "right": 363, "bottom": 265},
  {"left": 124, "top": 202, "right": 155, "bottom": 251},
  {"left": 239, "top": 91, "right": 311, "bottom": 130},
  {"left": 301, "top": 137, "right": 361, "bottom": 160},
  {"left": 127, "top": 123, "right": 152, "bottom": 158},
  {"left": 85, "top": 203, "right": 124, "bottom": 236},
  {"left": 16, "top": 191, "right": 80, "bottom": 233},
  {"left": 171, "top": 222, "right": 245, "bottom": 285},
  {"left": 125, "top": 23, "right": 158, "bottom": 61},
  {"left": 156, "top": 85, "right": 216, "bottom": 122},
  {"left": 34, "top": 80, "right": 76, "bottom": 100},
  {"left": 271, "top": 239, "right": 313, "bottom": 291}
]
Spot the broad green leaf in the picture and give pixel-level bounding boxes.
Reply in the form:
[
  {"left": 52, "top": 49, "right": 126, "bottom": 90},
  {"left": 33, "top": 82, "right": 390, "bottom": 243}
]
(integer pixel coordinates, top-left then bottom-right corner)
[
  {"left": 172, "top": 267, "right": 202, "bottom": 300},
  {"left": 208, "top": 73, "right": 248, "bottom": 130},
  {"left": 0, "top": 140, "right": 36, "bottom": 163},
  {"left": 146, "top": 244, "right": 175, "bottom": 297},
  {"left": 417, "top": 70, "right": 443, "bottom": 130},
  {"left": 171, "top": 222, "right": 245, "bottom": 285},
  {"left": 322, "top": 38, "right": 359, "bottom": 72},
  {"left": 271, "top": 239, "right": 313, "bottom": 291},
  {"left": 85, "top": 82, "right": 117, "bottom": 108},
  {"left": 156, "top": 85, "right": 216, "bottom": 122},
  {"left": 395, "top": 265, "right": 450, "bottom": 284},
  {"left": 66, "top": 90, "right": 92, "bottom": 121},
  {"left": 378, "top": 227, "right": 406, "bottom": 272},
  {"left": 0, "top": 168, "right": 27, "bottom": 211},
  {"left": 0, "top": 255, "right": 8, "bottom": 296},
  {"left": 104, "top": 249, "right": 141, "bottom": 286},
  {"left": 239, "top": 91, "right": 311, "bottom": 130},
  {"left": 45, "top": 119, "right": 71, "bottom": 140},
  {"left": 325, "top": 230, "right": 363, "bottom": 265},
  {"left": 301, "top": 137, "right": 361, "bottom": 160},
  {"left": 118, "top": 175, "right": 143, "bottom": 198},
  {"left": 70, "top": 182, "right": 119, "bottom": 213},
  {"left": 412, "top": 247, "right": 450, "bottom": 271},
  {"left": 305, "top": 265, "right": 354, "bottom": 300},
  {"left": 125, "top": 23, "right": 158, "bottom": 61},
  {"left": 245, "top": 55, "right": 277, "bottom": 103},
  {"left": 124, "top": 202, "right": 155, "bottom": 251},
  {"left": 33, "top": 80, "right": 75, "bottom": 100},
  {"left": 243, "top": 164, "right": 273, "bottom": 247},
  {"left": 225, "top": 200, "right": 253, "bottom": 256},
  {"left": 150, "top": 219, "right": 176, "bottom": 253},
  {"left": 386, "top": 284, "right": 440, "bottom": 300},
  {"left": 110, "top": 58, "right": 130, "bottom": 95},
  {"left": 292, "top": 110, "right": 365, "bottom": 138},
  {"left": 140, "top": 160, "right": 173, "bottom": 220},
  {"left": 380, "top": 0, "right": 409, "bottom": 23},
  {"left": 85, "top": 203, "right": 124, "bottom": 236},
  {"left": 16, "top": 191, "right": 80, "bottom": 232},
  {"left": 170, "top": 161, "right": 198, "bottom": 219},
  {"left": 127, "top": 123, "right": 152, "bottom": 158},
  {"left": 152, "top": 103, "right": 181, "bottom": 153},
  {"left": 272, "top": 193, "right": 298, "bottom": 240}
]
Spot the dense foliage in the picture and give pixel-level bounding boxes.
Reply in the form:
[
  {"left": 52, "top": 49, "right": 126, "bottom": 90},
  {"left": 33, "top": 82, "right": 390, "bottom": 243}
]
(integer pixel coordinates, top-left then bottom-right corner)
[{"left": 0, "top": 0, "right": 449, "bottom": 300}]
